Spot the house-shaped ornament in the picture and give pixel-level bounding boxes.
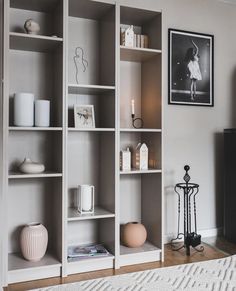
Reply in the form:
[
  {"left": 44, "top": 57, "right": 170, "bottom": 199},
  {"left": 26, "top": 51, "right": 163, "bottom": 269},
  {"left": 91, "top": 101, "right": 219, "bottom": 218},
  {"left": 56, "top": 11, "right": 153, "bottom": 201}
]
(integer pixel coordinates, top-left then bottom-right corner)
[
  {"left": 133, "top": 143, "right": 148, "bottom": 170},
  {"left": 121, "top": 25, "right": 134, "bottom": 47},
  {"left": 120, "top": 148, "right": 131, "bottom": 171}
]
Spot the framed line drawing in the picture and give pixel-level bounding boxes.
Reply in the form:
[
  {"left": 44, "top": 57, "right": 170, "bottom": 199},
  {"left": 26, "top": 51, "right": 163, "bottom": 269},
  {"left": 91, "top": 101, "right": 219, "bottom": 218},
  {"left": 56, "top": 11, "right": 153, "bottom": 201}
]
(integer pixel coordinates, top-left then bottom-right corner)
[
  {"left": 168, "top": 29, "right": 214, "bottom": 106},
  {"left": 74, "top": 105, "right": 95, "bottom": 128}
]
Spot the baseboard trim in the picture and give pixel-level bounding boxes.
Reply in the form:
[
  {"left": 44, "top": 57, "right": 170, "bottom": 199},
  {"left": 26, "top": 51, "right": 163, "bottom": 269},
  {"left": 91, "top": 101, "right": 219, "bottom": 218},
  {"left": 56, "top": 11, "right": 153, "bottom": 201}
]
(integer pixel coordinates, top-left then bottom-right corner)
[{"left": 164, "top": 227, "right": 223, "bottom": 244}]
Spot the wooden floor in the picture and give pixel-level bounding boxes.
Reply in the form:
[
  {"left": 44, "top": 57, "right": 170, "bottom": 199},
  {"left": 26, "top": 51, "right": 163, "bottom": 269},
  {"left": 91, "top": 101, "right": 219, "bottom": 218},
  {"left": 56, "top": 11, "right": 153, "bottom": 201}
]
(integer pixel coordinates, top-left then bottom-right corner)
[{"left": 5, "top": 239, "right": 233, "bottom": 291}]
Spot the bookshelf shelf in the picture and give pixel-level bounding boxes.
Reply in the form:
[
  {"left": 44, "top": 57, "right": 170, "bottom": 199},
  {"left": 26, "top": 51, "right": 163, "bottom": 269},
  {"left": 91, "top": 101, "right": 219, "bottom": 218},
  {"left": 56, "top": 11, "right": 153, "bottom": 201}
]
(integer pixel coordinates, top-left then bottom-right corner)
[
  {"left": 68, "top": 128, "right": 115, "bottom": 132},
  {"left": 120, "top": 128, "right": 161, "bottom": 133},
  {"left": 9, "top": 127, "right": 63, "bottom": 131},
  {"left": 120, "top": 46, "right": 161, "bottom": 62},
  {"left": 68, "top": 84, "right": 115, "bottom": 95},
  {"left": 10, "top": 32, "right": 63, "bottom": 53},
  {"left": 120, "top": 169, "right": 162, "bottom": 175},
  {"left": 8, "top": 252, "right": 61, "bottom": 284},
  {"left": 8, "top": 171, "right": 63, "bottom": 179},
  {"left": 68, "top": 207, "right": 115, "bottom": 221}
]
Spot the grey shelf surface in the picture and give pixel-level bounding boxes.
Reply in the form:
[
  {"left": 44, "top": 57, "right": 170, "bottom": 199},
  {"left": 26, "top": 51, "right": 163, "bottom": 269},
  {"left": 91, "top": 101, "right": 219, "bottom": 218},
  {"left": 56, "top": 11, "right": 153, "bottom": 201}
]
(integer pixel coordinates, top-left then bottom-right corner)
[
  {"left": 8, "top": 252, "right": 61, "bottom": 271},
  {"left": 120, "top": 241, "right": 161, "bottom": 256},
  {"left": 68, "top": 207, "right": 115, "bottom": 221},
  {"left": 120, "top": 46, "right": 161, "bottom": 62},
  {"left": 10, "top": 32, "right": 63, "bottom": 52},
  {"left": 68, "top": 84, "right": 115, "bottom": 95}
]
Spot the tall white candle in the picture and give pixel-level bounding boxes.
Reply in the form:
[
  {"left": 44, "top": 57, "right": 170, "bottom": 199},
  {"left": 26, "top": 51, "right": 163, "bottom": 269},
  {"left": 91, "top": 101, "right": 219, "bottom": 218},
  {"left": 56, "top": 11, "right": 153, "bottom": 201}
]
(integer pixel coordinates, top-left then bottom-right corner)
[
  {"left": 131, "top": 99, "right": 135, "bottom": 115},
  {"left": 35, "top": 100, "right": 50, "bottom": 127}
]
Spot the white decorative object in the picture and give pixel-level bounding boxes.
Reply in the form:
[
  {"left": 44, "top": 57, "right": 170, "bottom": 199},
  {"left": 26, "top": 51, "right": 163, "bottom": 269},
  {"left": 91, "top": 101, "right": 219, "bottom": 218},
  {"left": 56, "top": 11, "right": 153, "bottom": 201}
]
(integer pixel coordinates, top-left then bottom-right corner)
[
  {"left": 131, "top": 99, "right": 135, "bottom": 115},
  {"left": 121, "top": 26, "right": 134, "bottom": 47},
  {"left": 20, "top": 223, "right": 48, "bottom": 262},
  {"left": 35, "top": 100, "right": 50, "bottom": 127},
  {"left": 19, "top": 158, "right": 45, "bottom": 174},
  {"left": 74, "top": 105, "right": 95, "bottom": 128},
  {"left": 14, "top": 93, "right": 34, "bottom": 127},
  {"left": 24, "top": 19, "right": 40, "bottom": 35},
  {"left": 133, "top": 143, "right": 148, "bottom": 170},
  {"left": 120, "top": 148, "right": 131, "bottom": 171},
  {"left": 77, "top": 185, "right": 95, "bottom": 214}
]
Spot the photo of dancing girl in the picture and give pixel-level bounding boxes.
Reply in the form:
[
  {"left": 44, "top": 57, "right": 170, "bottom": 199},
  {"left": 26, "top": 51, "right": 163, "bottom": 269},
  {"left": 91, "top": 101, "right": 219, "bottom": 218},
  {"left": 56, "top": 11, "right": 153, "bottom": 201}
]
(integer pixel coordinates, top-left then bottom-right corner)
[{"left": 168, "top": 29, "right": 214, "bottom": 106}]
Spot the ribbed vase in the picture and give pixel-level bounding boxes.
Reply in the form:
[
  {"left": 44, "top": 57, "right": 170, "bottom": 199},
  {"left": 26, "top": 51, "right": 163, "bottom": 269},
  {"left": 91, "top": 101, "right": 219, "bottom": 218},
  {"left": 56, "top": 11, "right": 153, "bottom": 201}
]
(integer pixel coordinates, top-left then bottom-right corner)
[{"left": 20, "top": 223, "right": 48, "bottom": 262}]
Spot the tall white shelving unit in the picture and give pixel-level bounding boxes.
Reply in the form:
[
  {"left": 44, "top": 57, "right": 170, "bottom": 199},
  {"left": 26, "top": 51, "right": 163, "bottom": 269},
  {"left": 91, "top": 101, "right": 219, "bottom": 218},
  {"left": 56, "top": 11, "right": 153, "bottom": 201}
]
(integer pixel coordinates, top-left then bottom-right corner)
[{"left": 1, "top": 0, "right": 163, "bottom": 286}]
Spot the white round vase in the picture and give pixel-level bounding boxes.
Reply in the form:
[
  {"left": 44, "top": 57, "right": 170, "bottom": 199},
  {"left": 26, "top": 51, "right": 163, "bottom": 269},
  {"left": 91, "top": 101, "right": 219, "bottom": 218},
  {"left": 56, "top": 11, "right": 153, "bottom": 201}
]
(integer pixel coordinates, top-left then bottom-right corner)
[
  {"left": 24, "top": 19, "right": 40, "bottom": 35},
  {"left": 14, "top": 93, "right": 34, "bottom": 127},
  {"left": 19, "top": 158, "right": 45, "bottom": 174},
  {"left": 20, "top": 223, "right": 48, "bottom": 262}
]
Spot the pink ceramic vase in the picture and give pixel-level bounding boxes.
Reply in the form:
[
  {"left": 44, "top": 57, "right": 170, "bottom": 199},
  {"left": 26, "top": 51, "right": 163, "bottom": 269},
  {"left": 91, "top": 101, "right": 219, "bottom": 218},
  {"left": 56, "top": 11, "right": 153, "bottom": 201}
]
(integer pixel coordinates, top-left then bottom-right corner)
[
  {"left": 122, "top": 222, "right": 147, "bottom": 248},
  {"left": 20, "top": 223, "right": 48, "bottom": 262}
]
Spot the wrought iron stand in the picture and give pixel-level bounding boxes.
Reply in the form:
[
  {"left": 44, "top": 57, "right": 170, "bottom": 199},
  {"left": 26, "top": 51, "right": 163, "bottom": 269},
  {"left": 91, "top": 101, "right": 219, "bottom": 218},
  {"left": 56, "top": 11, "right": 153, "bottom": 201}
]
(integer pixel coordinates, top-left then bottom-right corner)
[{"left": 171, "top": 165, "right": 204, "bottom": 256}]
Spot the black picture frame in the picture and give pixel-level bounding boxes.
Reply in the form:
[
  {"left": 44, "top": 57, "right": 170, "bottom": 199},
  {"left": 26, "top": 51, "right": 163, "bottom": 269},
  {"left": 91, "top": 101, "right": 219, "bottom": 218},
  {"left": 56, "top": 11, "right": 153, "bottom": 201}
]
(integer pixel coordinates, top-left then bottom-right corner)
[{"left": 168, "top": 29, "right": 214, "bottom": 106}]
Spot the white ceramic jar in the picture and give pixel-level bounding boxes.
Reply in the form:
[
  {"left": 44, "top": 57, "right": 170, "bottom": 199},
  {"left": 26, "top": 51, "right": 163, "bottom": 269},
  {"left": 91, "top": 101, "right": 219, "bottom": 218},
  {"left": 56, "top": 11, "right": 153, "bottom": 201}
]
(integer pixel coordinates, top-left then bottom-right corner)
[
  {"left": 35, "top": 100, "right": 50, "bottom": 127},
  {"left": 24, "top": 19, "right": 40, "bottom": 35},
  {"left": 19, "top": 158, "right": 45, "bottom": 174},
  {"left": 14, "top": 93, "right": 34, "bottom": 127},
  {"left": 20, "top": 223, "right": 48, "bottom": 262}
]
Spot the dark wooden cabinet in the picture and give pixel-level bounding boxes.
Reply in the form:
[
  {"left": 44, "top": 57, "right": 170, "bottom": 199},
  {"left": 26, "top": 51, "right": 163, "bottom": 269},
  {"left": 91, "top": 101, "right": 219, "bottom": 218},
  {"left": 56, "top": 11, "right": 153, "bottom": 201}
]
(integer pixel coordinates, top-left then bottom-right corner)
[{"left": 224, "top": 129, "right": 236, "bottom": 242}]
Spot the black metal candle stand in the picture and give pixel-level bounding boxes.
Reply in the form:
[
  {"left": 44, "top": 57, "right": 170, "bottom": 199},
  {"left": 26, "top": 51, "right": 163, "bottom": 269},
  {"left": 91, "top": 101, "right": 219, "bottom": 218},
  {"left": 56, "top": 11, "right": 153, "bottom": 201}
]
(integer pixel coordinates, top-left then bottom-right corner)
[
  {"left": 131, "top": 114, "right": 144, "bottom": 129},
  {"left": 171, "top": 165, "right": 204, "bottom": 256}
]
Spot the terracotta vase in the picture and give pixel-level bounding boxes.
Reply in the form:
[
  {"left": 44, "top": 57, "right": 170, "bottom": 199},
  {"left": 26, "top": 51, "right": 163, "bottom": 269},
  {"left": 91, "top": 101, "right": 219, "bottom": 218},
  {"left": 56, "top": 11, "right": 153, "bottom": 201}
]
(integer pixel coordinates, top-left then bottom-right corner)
[
  {"left": 122, "top": 222, "right": 147, "bottom": 248},
  {"left": 20, "top": 223, "right": 48, "bottom": 262}
]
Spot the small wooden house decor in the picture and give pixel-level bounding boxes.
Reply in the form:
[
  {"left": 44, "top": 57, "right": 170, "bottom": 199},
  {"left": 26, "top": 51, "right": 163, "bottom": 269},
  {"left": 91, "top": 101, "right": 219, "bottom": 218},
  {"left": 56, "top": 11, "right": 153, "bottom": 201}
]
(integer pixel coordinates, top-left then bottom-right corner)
[
  {"left": 133, "top": 143, "right": 148, "bottom": 170},
  {"left": 120, "top": 148, "right": 131, "bottom": 171},
  {"left": 120, "top": 25, "right": 134, "bottom": 47}
]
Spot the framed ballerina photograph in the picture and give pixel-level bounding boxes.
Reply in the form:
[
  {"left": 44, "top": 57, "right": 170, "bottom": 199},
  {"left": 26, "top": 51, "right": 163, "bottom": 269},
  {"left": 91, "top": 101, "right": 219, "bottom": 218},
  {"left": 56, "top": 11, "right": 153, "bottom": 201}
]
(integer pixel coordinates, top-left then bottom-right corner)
[
  {"left": 74, "top": 105, "right": 95, "bottom": 128},
  {"left": 168, "top": 29, "right": 214, "bottom": 106}
]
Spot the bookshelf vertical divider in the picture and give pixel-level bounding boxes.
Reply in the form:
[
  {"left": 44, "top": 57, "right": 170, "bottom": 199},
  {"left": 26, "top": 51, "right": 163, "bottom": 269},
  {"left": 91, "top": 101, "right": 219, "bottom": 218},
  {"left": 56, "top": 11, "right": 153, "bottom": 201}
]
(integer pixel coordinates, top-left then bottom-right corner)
[{"left": 1, "top": 0, "right": 163, "bottom": 286}]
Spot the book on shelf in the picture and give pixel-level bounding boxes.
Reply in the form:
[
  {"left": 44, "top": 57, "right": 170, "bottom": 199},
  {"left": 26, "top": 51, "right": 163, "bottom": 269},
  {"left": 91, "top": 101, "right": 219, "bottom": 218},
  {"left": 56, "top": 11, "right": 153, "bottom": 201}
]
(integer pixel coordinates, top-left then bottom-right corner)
[{"left": 68, "top": 243, "right": 110, "bottom": 260}]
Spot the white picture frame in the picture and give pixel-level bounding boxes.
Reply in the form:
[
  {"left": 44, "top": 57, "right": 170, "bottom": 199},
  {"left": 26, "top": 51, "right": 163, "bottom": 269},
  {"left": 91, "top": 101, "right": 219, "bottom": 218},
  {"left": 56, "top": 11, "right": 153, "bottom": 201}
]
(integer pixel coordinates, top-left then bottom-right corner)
[{"left": 74, "top": 105, "right": 95, "bottom": 128}]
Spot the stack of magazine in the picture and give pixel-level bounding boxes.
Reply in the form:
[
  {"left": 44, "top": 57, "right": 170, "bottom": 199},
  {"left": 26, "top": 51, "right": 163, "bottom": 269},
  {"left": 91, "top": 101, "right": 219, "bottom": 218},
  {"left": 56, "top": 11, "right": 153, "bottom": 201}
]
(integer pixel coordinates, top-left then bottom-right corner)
[{"left": 68, "top": 243, "right": 111, "bottom": 261}]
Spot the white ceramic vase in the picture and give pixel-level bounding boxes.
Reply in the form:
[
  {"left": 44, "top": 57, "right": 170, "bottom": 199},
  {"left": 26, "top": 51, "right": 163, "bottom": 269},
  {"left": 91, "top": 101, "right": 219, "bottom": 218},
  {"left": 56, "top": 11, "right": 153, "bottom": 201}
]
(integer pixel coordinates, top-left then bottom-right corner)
[
  {"left": 19, "top": 158, "right": 45, "bottom": 174},
  {"left": 24, "top": 19, "right": 40, "bottom": 35},
  {"left": 20, "top": 223, "right": 48, "bottom": 262},
  {"left": 35, "top": 100, "right": 50, "bottom": 127},
  {"left": 14, "top": 93, "right": 34, "bottom": 127}
]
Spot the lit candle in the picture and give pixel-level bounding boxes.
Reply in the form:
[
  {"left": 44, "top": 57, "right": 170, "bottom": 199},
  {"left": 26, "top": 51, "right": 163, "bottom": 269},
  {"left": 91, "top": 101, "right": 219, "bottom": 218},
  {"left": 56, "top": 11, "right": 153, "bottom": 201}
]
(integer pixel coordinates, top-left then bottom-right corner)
[{"left": 131, "top": 99, "right": 135, "bottom": 115}]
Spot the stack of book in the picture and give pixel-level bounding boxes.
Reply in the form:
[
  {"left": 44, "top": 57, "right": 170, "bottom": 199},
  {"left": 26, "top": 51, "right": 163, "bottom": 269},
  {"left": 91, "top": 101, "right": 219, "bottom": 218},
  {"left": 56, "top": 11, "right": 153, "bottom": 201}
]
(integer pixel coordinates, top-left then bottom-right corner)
[{"left": 68, "top": 243, "right": 111, "bottom": 261}]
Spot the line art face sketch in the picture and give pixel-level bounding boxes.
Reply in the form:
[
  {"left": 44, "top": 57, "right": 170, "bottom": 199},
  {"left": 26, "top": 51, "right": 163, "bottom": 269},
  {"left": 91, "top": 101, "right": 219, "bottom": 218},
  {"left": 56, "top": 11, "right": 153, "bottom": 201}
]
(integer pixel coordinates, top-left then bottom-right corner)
[{"left": 73, "top": 47, "right": 88, "bottom": 84}]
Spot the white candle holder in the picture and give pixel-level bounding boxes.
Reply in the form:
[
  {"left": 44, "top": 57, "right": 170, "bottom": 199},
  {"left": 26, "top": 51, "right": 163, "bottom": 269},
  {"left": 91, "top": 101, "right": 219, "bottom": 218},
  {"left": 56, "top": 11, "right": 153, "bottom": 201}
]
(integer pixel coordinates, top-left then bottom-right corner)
[{"left": 77, "top": 185, "right": 95, "bottom": 214}]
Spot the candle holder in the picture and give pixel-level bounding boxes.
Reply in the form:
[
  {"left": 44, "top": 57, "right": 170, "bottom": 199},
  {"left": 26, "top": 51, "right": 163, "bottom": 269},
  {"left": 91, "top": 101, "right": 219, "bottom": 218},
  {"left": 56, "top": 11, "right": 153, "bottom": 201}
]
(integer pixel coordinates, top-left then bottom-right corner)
[{"left": 131, "top": 114, "right": 144, "bottom": 129}]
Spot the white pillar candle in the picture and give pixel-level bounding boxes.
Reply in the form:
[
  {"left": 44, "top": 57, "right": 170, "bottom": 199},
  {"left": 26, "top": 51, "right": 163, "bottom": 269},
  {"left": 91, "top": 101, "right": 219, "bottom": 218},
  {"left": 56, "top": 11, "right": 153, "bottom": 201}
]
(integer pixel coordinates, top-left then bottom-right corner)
[
  {"left": 14, "top": 93, "right": 34, "bottom": 126},
  {"left": 35, "top": 100, "right": 50, "bottom": 127},
  {"left": 131, "top": 99, "right": 135, "bottom": 115}
]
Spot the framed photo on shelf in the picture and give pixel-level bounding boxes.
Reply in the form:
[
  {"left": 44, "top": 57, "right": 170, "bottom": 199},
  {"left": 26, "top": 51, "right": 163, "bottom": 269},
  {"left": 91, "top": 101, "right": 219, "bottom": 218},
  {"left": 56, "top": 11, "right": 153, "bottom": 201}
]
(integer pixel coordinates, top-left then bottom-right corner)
[
  {"left": 74, "top": 105, "right": 95, "bottom": 128},
  {"left": 168, "top": 29, "right": 214, "bottom": 106}
]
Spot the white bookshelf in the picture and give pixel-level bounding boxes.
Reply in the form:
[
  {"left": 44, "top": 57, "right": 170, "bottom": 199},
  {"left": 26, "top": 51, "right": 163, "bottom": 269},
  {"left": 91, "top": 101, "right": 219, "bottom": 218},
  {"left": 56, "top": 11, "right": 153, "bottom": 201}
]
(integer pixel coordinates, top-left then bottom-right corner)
[{"left": 1, "top": 0, "right": 163, "bottom": 286}]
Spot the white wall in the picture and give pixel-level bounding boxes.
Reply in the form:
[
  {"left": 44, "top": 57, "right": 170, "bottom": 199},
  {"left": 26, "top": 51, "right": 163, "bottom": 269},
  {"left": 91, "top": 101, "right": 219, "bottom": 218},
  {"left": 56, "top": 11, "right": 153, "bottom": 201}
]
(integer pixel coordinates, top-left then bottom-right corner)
[{"left": 115, "top": 0, "right": 236, "bottom": 238}]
